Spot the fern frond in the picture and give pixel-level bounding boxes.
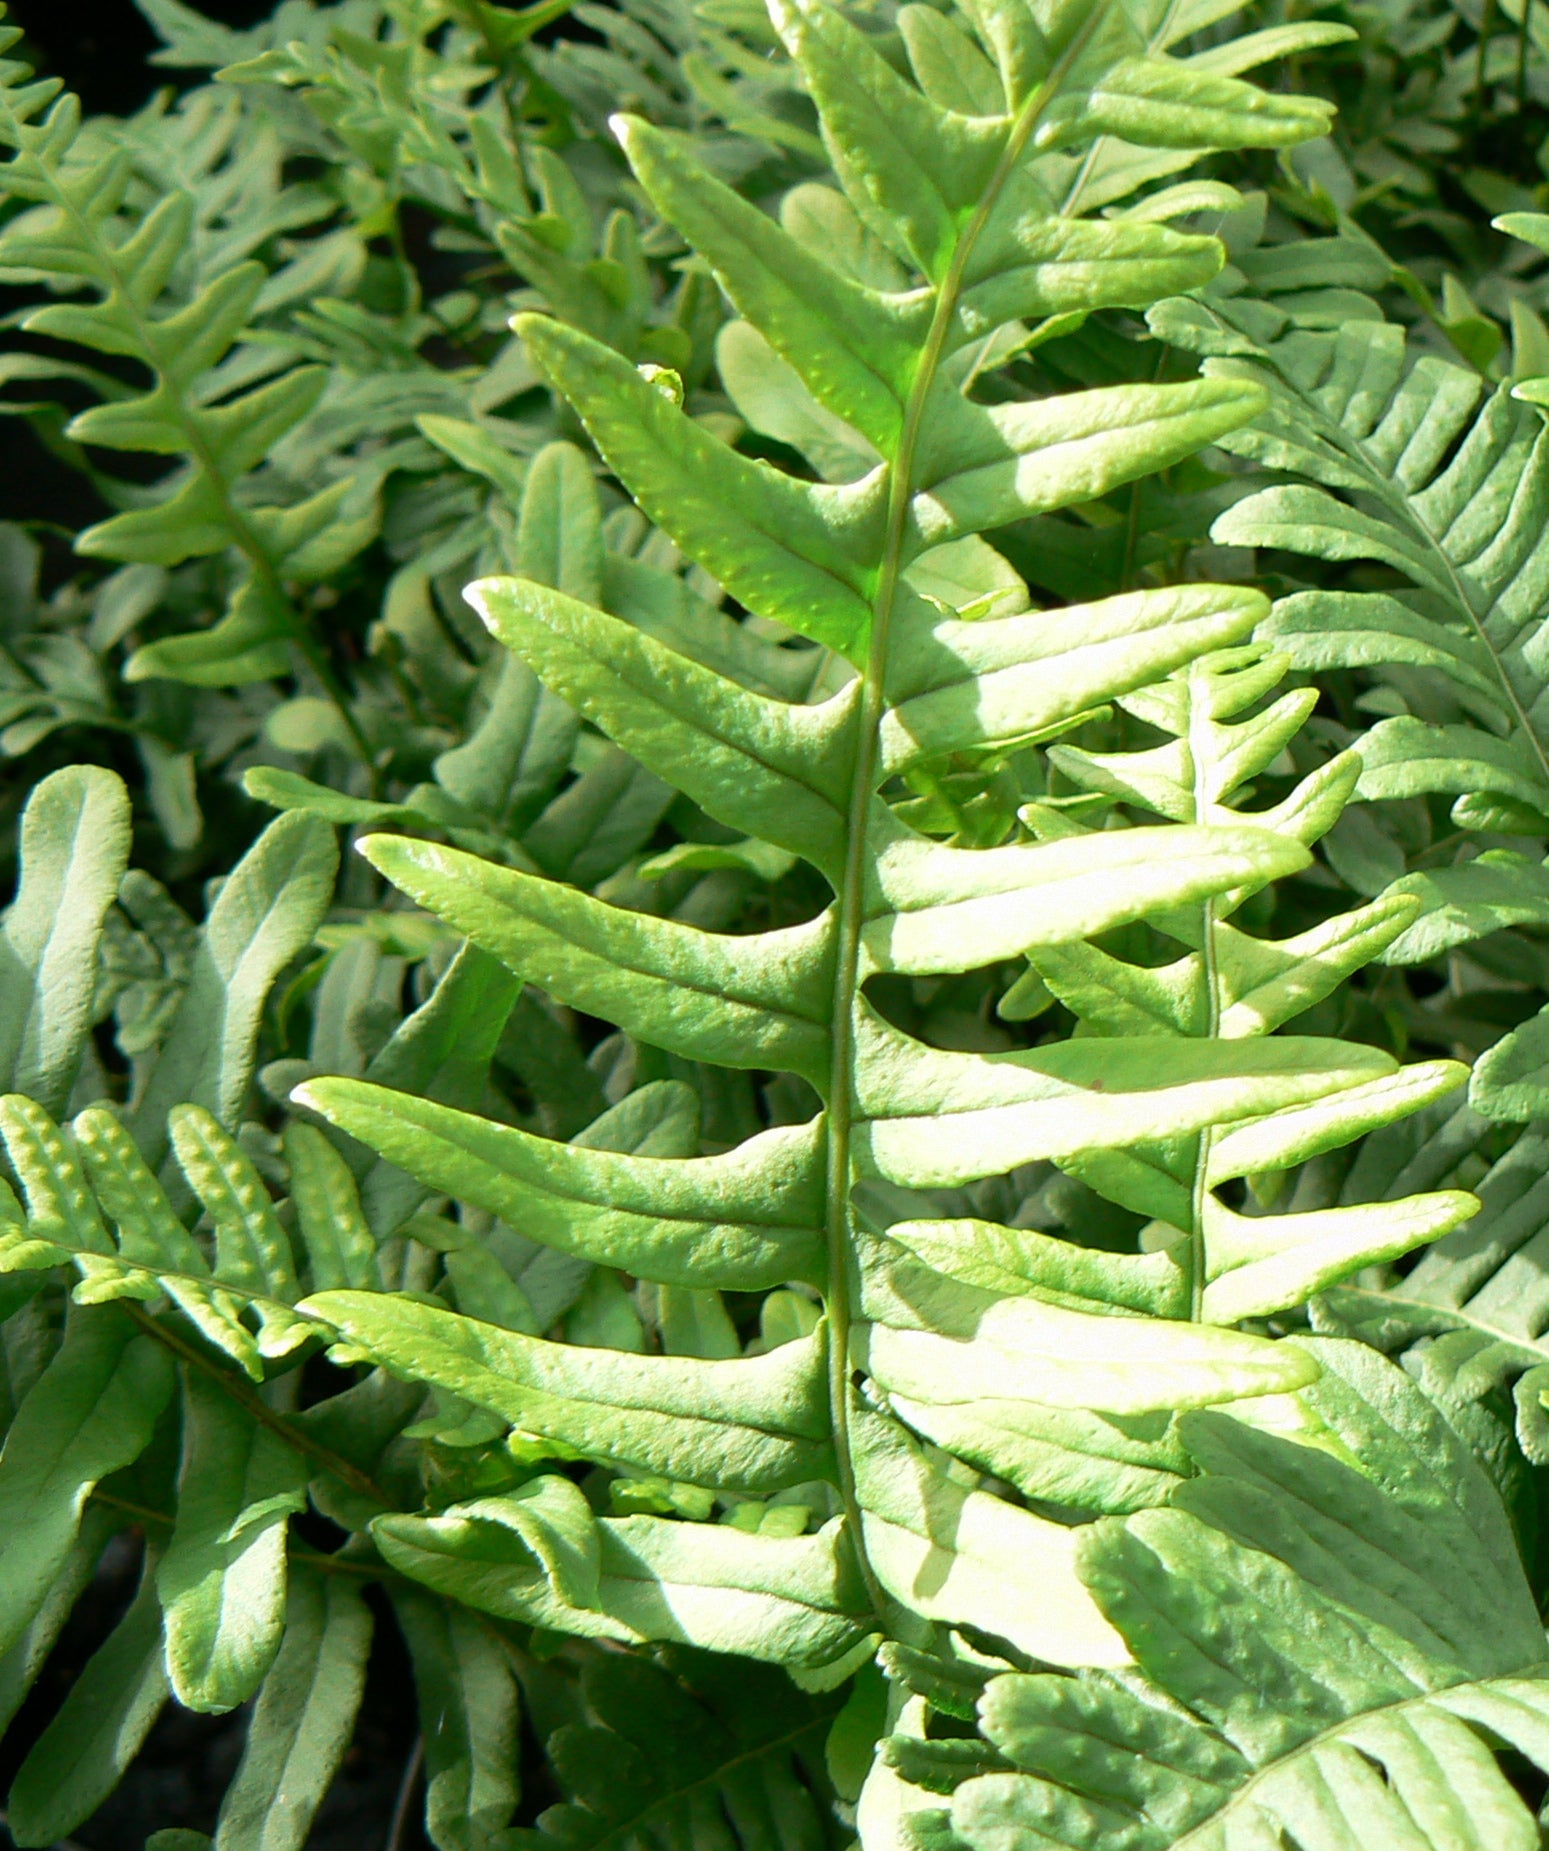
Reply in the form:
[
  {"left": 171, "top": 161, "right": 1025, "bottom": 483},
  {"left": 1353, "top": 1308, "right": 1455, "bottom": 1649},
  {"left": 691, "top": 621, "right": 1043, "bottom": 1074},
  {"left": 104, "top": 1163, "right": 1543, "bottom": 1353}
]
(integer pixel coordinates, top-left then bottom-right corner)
[
  {"left": 1314, "top": 1101, "right": 1549, "bottom": 1471},
  {"left": 1024, "top": 646, "right": 1476, "bottom": 1319},
  {"left": 0, "top": 761, "right": 409, "bottom": 1845},
  {"left": 1138, "top": 287, "right": 1475, "bottom": 709},
  {"left": 0, "top": 31, "right": 375, "bottom": 733},
  {"left": 908, "top": 1339, "right": 1549, "bottom": 1851},
  {"left": 261, "top": 0, "right": 1480, "bottom": 1676},
  {"left": 1179, "top": 302, "right": 1549, "bottom": 831},
  {"left": 1152, "top": 243, "right": 1549, "bottom": 1121},
  {"left": 508, "top": 1645, "right": 843, "bottom": 1851},
  {"left": 139, "top": 0, "right": 350, "bottom": 70},
  {"left": 0, "top": 3, "right": 1538, "bottom": 1842}
]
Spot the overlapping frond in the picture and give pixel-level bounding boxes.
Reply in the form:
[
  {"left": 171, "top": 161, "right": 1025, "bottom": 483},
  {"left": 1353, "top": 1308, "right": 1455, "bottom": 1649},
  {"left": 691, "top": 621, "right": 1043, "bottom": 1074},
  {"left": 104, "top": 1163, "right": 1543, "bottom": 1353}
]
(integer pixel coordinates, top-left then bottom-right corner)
[
  {"left": 507, "top": 1646, "right": 844, "bottom": 1851},
  {"left": 1025, "top": 647, "right": 1475, "bottom": 1322},
  {"left": 1163, "top": 267, "right": 1549, "bottom": 835},
  {"left": 869, "top": 644, "right": 1476, "bottom": 1518},
  {"left": 884, "top": 1340, "right": 1549, "bottom": 1851},
  {"left": 1153, "top": 246, "right": 1549, "bottom": 1118},
  {"left": 1316, "top": 1099, "right": 1549, "bottom": 1468}
]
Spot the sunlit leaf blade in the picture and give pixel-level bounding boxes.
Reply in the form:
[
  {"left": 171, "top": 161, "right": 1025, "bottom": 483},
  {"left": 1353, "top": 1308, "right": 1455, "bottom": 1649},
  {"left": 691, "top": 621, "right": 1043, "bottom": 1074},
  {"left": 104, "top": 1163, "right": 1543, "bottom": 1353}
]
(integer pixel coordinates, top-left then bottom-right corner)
[
  {"left": 301, "top": 1290, "right": 834, "bottom": 1494},
  {"left": 297, "top": 1077, "right": 825, "bottom": 1290}
]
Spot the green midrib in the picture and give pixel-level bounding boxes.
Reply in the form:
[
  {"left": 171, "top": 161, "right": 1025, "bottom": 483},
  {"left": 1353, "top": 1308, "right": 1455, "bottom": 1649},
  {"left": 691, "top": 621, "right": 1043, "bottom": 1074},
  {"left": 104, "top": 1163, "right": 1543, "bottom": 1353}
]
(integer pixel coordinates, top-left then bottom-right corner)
[
  {"left": 1335, "top": 1279, "right": 1549, "bottom": 1363},
  {"left": 1185, "top": 675, "right": 1227, "bottom": 1322},
  {"left": 817, "top": 16, "right": 1107, "bottom": 1621},
  {"left": 119, "top": 1301, "right": 390, "bottom": 1506},
  {"left": 1169, "top": 1670, "right": 1549, "bottom": 1848}
]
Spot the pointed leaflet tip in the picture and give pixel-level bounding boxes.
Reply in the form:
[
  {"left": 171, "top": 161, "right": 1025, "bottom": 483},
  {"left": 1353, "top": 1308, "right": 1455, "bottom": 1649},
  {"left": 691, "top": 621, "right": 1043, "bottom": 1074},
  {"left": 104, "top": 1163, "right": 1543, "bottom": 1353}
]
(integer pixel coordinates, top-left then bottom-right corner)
[
  {"left": 610, "top": 112, "right": 654, "bottom": 155},
  {"left": 354, "top": 831, "right": 409, "bottom": 878},
  {"left": 463, "top": 574, "right": 506, "bottom": 640},
  {"left": 509, "top": 309, "right": 551, "bottom": 347},
  {"left": 289, "top": 1082, "right": 324, "bottom": 1117},
  {"left": 763, "top": 0, "right": 804, "bottom": 44}
]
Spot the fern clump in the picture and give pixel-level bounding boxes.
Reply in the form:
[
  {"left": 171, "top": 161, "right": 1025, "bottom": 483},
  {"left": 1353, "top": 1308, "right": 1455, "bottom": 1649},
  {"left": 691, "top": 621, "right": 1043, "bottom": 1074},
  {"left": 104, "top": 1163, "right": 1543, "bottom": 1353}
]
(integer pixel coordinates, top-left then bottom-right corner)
[{"left": 3, "top": 0, "right": 1549, "bottom": 1844}]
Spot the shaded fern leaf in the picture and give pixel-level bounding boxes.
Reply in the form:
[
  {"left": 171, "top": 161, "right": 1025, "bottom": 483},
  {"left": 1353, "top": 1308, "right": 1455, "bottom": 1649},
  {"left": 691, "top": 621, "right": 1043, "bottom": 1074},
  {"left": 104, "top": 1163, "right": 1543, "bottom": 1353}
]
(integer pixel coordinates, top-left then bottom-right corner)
[
  {"left": 0, "top": 1093, "right": 357, "bottom": 1378},
  {"left": 510, "top": 1646, "right": 843, "bottom": 1851}
]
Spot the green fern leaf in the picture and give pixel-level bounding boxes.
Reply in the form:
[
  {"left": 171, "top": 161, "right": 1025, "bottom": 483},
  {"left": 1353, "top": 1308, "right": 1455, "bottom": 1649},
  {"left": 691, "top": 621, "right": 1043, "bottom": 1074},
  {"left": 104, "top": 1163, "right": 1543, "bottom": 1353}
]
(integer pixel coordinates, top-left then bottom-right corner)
[
  {"left": 6, "top": 1542, "right": 170, "bottom": 1849},
  {"left": 508, "top": 1646, "right": 843, "bottom": 1851},
  {"left": 1317, "top": 1104, "right": 1549, "bottom": 1471},
  {"left": 304, "top": 1289, "right": 833, "bottom": 1494},
  {"left": 128, "top": 809, "right": 338, "bottom": 1163},
  {"left": 393, "top": 1589, "right": 522, "bottom": 1851},
  {"left": 924, "top": 1340, "right": 1549, "bottom": 1851},
  {"left": 1154, "top": 265, "right": 1549, "bottom": 1119},
  {"left": 297, "top": 1078, "right": 826, "bottom": 1290},
  {"left": 156, "top": 1368, "right": 308, "bottom": 1714},
  {"left": 210, "top": 1565, "right": 373, "bottom": 1851},
  {"left": 0, "top": 766, "right": 131, "bottom": 1117},
  {"left": 0, "top": 1307, "right": 173, "bottom": 1661}
]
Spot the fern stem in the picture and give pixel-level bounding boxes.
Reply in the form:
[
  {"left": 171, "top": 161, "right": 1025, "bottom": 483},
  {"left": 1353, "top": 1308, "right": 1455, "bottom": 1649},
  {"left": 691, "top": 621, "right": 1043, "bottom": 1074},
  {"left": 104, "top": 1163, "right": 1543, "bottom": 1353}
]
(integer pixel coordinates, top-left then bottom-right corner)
[
  {"left": 89, "top": 1488, "right": 413, "bottom": 1590},
  {"left": 821, "top": 15, "right": 1105, "bottom": 1622},
  {"left": 1185, "top": 670, "right": 1225, "bottom": 1322},
  {"left": 1474, "top": 0, "right": 1499, "bottom": 127},
  {"left": 89, "top": 1489, "right": 174, "bottom": 1531},
  {"left": 122, "top": 1302, "right": 394, "bottom": 1509},
  {"left": 383, "top": 1736, "right": 426, "bottom": 1851},
  {"left": 286, "top": 610, "right": 381, "bottom": 787}
]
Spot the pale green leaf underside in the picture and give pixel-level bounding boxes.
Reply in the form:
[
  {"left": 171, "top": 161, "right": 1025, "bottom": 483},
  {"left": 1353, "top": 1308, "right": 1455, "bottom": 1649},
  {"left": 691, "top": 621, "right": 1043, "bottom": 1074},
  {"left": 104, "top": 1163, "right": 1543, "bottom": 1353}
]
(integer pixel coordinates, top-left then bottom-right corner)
[{"left": 934, "top": 1342, "right": 1549, "bottom": 1851}]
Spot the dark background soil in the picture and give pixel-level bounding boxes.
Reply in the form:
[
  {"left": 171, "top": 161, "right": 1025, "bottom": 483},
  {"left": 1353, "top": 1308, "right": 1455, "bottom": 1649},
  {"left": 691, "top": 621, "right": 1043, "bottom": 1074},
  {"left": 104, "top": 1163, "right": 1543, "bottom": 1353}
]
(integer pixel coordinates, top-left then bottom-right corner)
[{"left": 6, "top": 0, "right": 276, "bottom": 113}]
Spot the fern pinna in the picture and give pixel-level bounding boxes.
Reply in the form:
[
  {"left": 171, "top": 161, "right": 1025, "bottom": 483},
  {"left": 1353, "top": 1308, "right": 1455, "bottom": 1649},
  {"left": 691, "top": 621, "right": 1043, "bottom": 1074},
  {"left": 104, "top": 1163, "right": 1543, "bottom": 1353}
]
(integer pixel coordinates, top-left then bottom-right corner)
[
  {"left": 271, "top": 0, "right": 1479, "bottom": 1726},
  {"left": 894, "top": 1338, "right": 1549, "bottom": 1849}
]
